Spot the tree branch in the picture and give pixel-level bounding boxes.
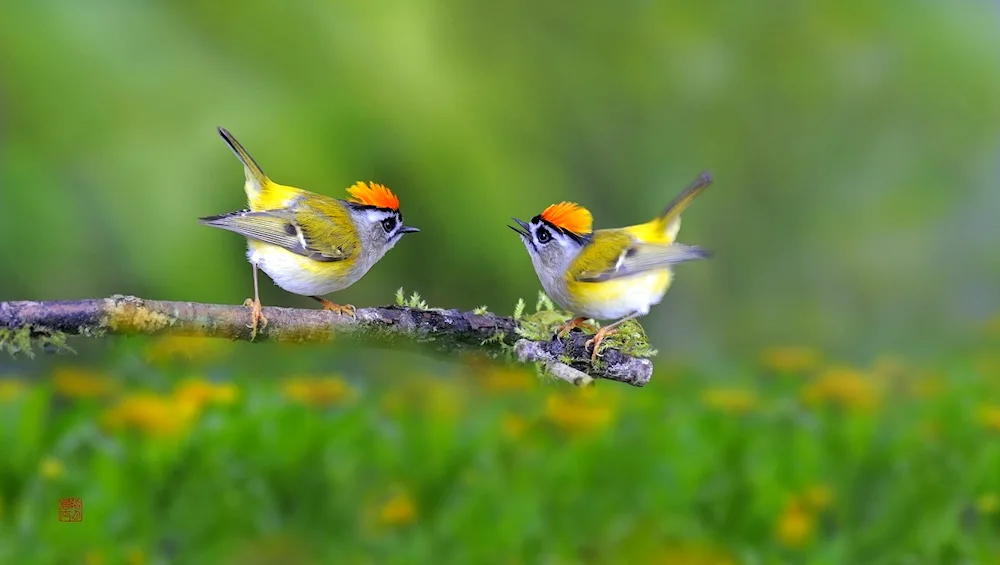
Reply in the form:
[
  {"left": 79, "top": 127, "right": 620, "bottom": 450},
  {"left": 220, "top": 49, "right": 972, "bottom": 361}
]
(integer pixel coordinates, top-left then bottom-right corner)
[{"left": 0, "top": 295, "right": 654, "bottom": 387}]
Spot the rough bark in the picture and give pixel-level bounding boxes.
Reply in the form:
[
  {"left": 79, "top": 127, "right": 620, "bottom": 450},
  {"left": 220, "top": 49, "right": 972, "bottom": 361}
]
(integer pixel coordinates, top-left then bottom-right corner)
[{"left": 0, "top": 295, "right": 654, "bottom": 387}]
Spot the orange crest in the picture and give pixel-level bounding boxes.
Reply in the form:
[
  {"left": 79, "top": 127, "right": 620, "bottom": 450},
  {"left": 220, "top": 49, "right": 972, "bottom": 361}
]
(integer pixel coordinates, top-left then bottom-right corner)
[
  {"left": 540, "top": 202, "right": 593, "bottom": 236},
  {"left": 346, "top": 181, "right": 400, "bottom": 211}
]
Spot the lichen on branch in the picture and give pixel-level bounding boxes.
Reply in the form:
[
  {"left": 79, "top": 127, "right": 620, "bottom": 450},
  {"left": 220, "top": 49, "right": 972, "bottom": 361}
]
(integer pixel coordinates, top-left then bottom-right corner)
[{"left": 0, "top": 291, "right": 657, "bottom": 387}]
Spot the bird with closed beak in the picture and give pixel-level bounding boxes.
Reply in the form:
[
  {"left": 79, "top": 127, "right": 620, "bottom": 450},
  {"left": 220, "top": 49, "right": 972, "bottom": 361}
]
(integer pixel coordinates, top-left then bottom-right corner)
[
  {"left": 509, "top": 172, "right": 713, "bottom": 362},
  {"left": 200, "top": 127, "right": 419, "bottom": 339}
]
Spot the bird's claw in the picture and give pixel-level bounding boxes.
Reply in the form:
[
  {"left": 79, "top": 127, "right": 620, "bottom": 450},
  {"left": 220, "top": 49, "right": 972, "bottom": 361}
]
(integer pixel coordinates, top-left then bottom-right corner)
[
  {"left": 320, "top": 300, "right": 357, "bottom": 319},
  {"left": 243, "top": 297, "right": 268, "bottom": 340},
  {"left": 585, "top": 326, "right": 619, "bottom": 364},
  {"left": 556, "top": 316, "right": 598, "bottom": 339}
]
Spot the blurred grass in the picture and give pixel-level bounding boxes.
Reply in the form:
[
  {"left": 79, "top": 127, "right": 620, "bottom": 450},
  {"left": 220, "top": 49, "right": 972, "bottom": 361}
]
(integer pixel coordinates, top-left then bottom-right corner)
[
  {"left": 2, "top": 0, "right": 1000, "bottom": 360},
  {"left": 1, "top": 328, "right": 1000, "bottom": 564}
]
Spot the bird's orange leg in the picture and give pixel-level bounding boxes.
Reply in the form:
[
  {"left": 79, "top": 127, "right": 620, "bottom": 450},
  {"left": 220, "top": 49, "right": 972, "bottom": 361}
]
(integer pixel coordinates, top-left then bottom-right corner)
[
  {"left": 585, "top": 313, "right": 641, "bottom": 363},
  {"left": 556, "top": 316, "right": 598, "bottom": 339},
  {"left": 312, "top": 296, "right": 356, "bottom": 318},
  {"left": 243, "top": 263, "right": 268, "bottom": 340}
]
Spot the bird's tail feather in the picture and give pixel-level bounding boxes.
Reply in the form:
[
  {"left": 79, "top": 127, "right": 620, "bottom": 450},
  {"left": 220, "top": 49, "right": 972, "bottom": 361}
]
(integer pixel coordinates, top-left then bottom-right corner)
[
  {"left": 218, "top": 127, "right": 269, "bottom": 202},
  {"left": 653, "top": 171, "right": 713, "bottom": 239}
]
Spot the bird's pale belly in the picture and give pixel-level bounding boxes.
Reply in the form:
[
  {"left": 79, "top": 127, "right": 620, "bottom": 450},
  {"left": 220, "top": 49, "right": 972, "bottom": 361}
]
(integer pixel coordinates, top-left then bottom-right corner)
[
  {"left": 247, "top": 241, "right": 362, "bottom": 297},
  {"left": 561, "top": 269, "right": 673, "bottom": 321}
]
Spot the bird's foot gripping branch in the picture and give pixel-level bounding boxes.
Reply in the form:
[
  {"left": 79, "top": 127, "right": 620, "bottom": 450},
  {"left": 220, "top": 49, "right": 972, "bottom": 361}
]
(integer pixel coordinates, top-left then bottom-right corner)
[{"left": 0, "top": 290, "right": 658, "bottom": 387}]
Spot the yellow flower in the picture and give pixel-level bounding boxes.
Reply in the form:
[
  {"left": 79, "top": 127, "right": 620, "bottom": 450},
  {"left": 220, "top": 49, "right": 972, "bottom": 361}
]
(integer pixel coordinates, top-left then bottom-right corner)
[
  {"left": 379, "top": 389, "right": 407, "bottom": 417},
  {"left": 976, "top": 405, "right": 1000, "bottom": 432},
  {"left": 125, "top": 547, "right": 144, "bottom": 565},
  {"left": 544, "top": 387, "right": 614, "bottom": 434},
  {"left": 973, "top": 355, "right": 1000, "bottom": 380},
  {"left": 801, "top": 366, "right": 880, "bottom": 412},
  {"left": 910, "top": 373, "right": 946, "bottom": 399},
  {"left": 700, "top": 387, "right": 759, "bottom": 415},
  {"left": 101, "top": 393, "right": 199, "bottom": 438},
  {"left": 39, "top": 457, "right": 65, "bottom": 480},
  {"left": 984, "top": 313, "right": 1000, "bottom": 337},
  {"left": 173, "top": 378, "right": 238, "bottom": 411},
  {"left": 378, "top": 490, "right": 417, "bottom": 526},
  {"left": 802, "top": 484, "right": 834, "bottom": 511},
  {"left": 227, "top": 534, "right": 315, "bottom": 565},
  {"left": 651, "top": 545, "right": 738, "bottom": 565},
  {"left": 871, "top": 355, "right": 908, "bottom": 379},
  {"left": 0, "top": 378, "right": 26, "bottom": 402},
  {"left": 51, "top": 367, "right": 117, "bottom": 399},
  {"left": 377, "top": 376, "right": 465, "bottom": 421},
  {"left": 84, "top": 550, "right": 104, "bottom": 565},
  {"left": 760, "top": 346, "right": 820, "bottom": 374},
  {"left": 977, "top": 493, "right": 999, "bottom": 515},
  {"left": 775, "top": 500, "right": 815, "bottom": 548},
  {"left": 281, "top": 375, "right": 355, "bottom": 408},
  {"left": 144, "top": 335, "right": 229, "bottom": 365},
  {"left": 501, "top": 414, "right": 528, "bottom": 439},
  {"left": 479, "top": 365, "right": 535, "bottom": 393}
]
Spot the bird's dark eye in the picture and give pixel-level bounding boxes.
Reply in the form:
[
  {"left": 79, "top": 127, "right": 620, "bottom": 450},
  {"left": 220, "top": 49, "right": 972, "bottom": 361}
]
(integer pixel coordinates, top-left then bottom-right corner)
[
  {"left": 381, "top": 216, "right": 397, "bottom": 233},
  {"left": 536, "top": 227, "right": 552, "bottom": 244}
]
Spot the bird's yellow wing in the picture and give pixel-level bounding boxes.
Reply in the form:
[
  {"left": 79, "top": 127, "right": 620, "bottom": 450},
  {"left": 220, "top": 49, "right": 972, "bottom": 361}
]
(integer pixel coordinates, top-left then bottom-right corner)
[
  {"left": 569, "top": 230, "right": 709, "bottom": 284},
  {"left": 199, "top": 198, "right": 358, "bottom": 262}
]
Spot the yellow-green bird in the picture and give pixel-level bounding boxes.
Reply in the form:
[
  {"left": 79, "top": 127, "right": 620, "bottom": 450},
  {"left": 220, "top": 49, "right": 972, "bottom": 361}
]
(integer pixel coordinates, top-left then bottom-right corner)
[
  {"left": 509, "top": 172, "right": 712, "bottom": 361},
  {"left": 200, "top": 127, "right": 419, "bottom": 338}
]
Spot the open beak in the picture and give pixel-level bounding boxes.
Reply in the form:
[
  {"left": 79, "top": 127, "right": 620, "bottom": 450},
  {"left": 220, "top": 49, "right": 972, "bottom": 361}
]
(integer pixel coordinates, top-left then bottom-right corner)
[
  {"left": 508, "top": 218, "right": 530, "bottom": 237},
  {"left": 399, "top": 226, "right": 420, "bottom": 235}
]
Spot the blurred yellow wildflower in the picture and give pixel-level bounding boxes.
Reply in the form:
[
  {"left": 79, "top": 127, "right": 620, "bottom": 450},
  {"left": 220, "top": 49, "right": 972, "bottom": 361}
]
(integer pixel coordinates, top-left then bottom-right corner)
[
  {"left": 544, "top": 387, "right": 614, "bottom": 434},
  {"left": 651, "top": 545, "right": 738, "bottom": 565},
  {"left": 479, "top": 365, "right": 535, "bottom": 393},
  {"left": 174, "top": 378, "right": 238, "bottom": 410},
  {"left": 919, "top": 420, "right": 941, "bottom": 443},
  {"left": 871, "top": 355, "right": 908, "bottom": 379},
  {"left": 775, "top": 499, "right": 815, "bottom": 548},
  {"left": 378, "top": 490, "right": 417, "bottom": 526},
  {"left": 976, "top": 405, "right": 1000, "bottom": 432},
  {"left": 419, "top": 375, "right": 465, "bottom": 420},
  {"left": 125, "top": 547, "right": 145, "bottom": 565},
  {"left": 379, "top": 388, "right": 407, "bottom": 417},
  {"left": 977, "top": 493, "right": 999, "bottom": 515},
  {"left": 760, "top": 346, "right": 820, "bottom": 374},
  {"left": 51, "top": 367, "right": 117, "bottom": 399},
  {"left": 910, "top": 372, "right": 946, "bottom": 399},
  {"left": 84, "top": 550, "right": 104, "bottom": 565},
  {"left": 984, "top": 313, "right": 1000, "bottom": 337},
  {"left": 801, "top": 484, "right": 834, "bottom": 511},
  {"left": 39, "top": 457, "right": 65, "bottom": 480},
  {"left": 0, "top": 378, "right": 26, "bottom": 401},
  {"left": 226, "top": 534, "right": 316, "bottom": 565},
  {"left": 801, "top": 366, "right": 880, "bottom": 412},
  {"left": 144, "top": 335, "right": 229, "bottom": 365},
  {"left": 501, "top": 414, "right": 528, "bottom": 440},
  {"left": 281, "top": 375, "right": 356, "bottom": 408},
  {"left": 973, "top": 355, "right": 1000, "bottom": 380},
  {"left": 101, "top": 393, "right": 199, "bottom": 438},
  {"left": 700, "top": 387, "right": 758, "bottom": 415}
]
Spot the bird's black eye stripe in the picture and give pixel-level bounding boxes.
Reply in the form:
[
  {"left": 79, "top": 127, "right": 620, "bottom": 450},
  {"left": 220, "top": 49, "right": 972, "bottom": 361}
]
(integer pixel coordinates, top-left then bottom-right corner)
[
  {"left": 536, "top": 227, "right": 552, "bottom": 244},
  {"left": 381, "top": 216, "right": 397, "bottom": 233}
]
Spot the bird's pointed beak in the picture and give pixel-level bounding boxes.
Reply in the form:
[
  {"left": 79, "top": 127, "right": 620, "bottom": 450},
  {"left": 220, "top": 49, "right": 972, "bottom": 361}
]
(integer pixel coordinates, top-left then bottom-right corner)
[
  {"left": 399, "top": 226, "right": 420, "bottom": 235},
  {"left": 508, "top": 218, "right": 530, "bottom": 237}
]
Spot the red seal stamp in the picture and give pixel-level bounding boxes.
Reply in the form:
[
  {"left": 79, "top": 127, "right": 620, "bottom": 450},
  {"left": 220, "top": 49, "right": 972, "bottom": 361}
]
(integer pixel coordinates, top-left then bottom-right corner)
[{"left": 58, "top": 498, "right": 83, "bottom": 522}]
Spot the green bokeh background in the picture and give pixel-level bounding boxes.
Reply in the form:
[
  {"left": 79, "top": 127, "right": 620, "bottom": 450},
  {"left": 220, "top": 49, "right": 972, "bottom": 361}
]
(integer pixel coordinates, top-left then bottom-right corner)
[
  {"left": 4, "top": 2, "right": 1000, "bottom": 564},
  {"left": 4, "top": 0, "right": 999, "bottom": 359}
]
